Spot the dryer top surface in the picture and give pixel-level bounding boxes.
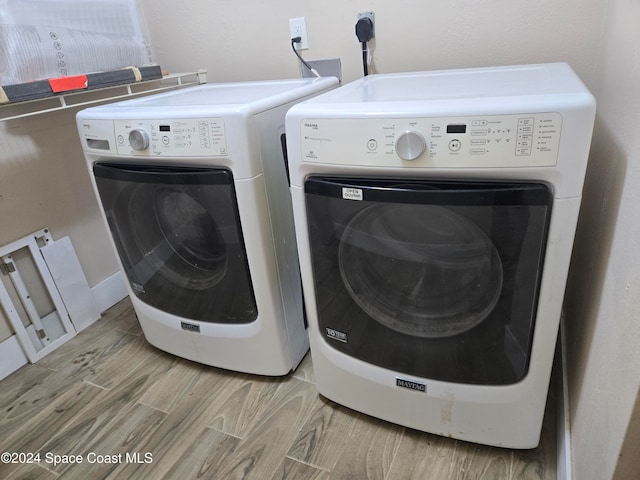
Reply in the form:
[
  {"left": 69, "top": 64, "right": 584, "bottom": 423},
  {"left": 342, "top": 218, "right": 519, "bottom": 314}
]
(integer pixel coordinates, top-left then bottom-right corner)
[
  {"left": 296, "top": 63, "right": 593, "bottom": 108},
  {"left": 77, "top": 77, "right": 338, "bottom": 118}
]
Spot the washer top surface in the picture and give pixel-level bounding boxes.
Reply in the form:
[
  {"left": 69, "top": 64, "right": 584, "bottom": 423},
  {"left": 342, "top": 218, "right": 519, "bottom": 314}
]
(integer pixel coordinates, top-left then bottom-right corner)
[
  {"left": 298, "top": 63, "right": 589, "bottom": 106},
  {"left": 79, "top": 77, "right": 338, "bottom": 118}
]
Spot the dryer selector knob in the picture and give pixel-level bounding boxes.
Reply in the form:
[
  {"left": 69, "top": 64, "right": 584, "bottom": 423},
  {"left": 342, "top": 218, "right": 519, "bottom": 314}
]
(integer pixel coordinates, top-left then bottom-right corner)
[
  {"left": 129, "top": 129, "right": 150, "bottom": 151},
  {"left": 395, "top": 131, "right": 426, "bottom": 161}
]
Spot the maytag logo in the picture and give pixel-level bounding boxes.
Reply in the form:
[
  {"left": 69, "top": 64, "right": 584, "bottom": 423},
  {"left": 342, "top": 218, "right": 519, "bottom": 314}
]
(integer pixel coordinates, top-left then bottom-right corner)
[
  {"left": 396, "top": 377, "right": 426, "bottom": 393},
  {"left": 180, "top": 321, "right": 200, "bottom": 333},
  {"left": 325, "top": 328, "right": 347, "bottom": 343}
]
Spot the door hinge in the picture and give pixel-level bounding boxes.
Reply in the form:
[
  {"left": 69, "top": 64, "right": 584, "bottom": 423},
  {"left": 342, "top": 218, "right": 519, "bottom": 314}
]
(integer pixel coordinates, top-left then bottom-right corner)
[{"left": 1, "top": 262, "right": 16, "bottom": 275}]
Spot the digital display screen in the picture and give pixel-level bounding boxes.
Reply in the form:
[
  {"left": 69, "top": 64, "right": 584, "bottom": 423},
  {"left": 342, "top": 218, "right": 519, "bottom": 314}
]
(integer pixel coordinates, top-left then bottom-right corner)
[
  {"left": 447, "top": 124, "right": 467, "bottom": 134},
  {"left": 159, "top": 125, "right": 171, "bottom": 132}
]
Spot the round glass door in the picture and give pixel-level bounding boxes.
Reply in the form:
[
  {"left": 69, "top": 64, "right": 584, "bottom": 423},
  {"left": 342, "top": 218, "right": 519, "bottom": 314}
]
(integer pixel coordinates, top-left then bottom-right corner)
[
  {"left": 126, "top": 184, "right": 228, "bottom": 291},
  {"left": 339, "top": 203, "right": 503, "bottom": 338}
]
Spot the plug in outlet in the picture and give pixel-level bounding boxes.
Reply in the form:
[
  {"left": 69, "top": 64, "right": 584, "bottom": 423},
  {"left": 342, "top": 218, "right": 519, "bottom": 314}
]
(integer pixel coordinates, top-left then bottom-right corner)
[
  {"left": 289, "top": 17, "right": 309, "bottom": 50},
  {"left": 357, "top": 11, "right": 375, "bottom": 39}
]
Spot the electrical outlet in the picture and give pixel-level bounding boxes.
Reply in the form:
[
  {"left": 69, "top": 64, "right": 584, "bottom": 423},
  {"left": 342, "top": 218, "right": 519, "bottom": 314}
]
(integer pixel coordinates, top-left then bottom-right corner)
[
  {"left": 289, "top": 17, "right": 309, "bottom": 50},
  {"left": 357, "top": 11, "right": 375, "bottom": 39}
]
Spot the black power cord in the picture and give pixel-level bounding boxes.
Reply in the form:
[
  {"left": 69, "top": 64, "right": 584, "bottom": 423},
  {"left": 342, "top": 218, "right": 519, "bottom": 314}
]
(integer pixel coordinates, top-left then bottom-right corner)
[
  {"left": 291, "top": 37, "right": 320, "bottom": 77},
  {"left": 355, "top": 17, "right": 374, "bottom": 76}
]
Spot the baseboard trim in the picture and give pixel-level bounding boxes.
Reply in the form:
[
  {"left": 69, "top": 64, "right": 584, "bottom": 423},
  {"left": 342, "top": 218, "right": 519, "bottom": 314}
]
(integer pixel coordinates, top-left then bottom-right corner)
[
  {"left": 557, "top": 316, "right": 572, "bottom": 480},
  {"left": 91, "top": 270, "right": 128, "bottom": 313},
  {"left": 0, "top": 335, "right": 28, "bottom": 380}
]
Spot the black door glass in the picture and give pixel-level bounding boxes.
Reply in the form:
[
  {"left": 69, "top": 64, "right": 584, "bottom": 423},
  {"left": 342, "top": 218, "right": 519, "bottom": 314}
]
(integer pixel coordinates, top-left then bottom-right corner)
[
  {"left": 339, "top": 203, "right": 503, "bottom": 338},
  {"left": 94, "top": 163, "right": 257, "bottom": 324},
  {"left": 305, "top": 176, "right": 552, "bottom": 385}
]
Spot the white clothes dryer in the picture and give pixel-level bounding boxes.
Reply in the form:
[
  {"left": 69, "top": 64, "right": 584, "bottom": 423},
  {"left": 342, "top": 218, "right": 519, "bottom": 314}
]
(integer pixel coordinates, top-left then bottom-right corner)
[
  {"left": 285, "top": 63, "right": 595, "bottom": 447},
  {"left": 77, "top": 77, "right": 338, "bottom": 375}
]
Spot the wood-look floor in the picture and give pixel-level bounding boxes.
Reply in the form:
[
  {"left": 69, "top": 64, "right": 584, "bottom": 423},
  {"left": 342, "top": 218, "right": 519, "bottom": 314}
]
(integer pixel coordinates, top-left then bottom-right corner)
[{"left": 0, "top": 299, "right": 556, "bottom": 479}]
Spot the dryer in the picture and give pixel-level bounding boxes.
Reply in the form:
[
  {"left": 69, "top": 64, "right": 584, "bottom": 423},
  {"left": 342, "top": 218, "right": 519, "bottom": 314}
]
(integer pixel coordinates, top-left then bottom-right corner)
[
  {"left": 285, "top": 63, "right": 595, "bottom": 447},
  {"left": 77, "top": 77, "right": 338, "bottom": 375}
]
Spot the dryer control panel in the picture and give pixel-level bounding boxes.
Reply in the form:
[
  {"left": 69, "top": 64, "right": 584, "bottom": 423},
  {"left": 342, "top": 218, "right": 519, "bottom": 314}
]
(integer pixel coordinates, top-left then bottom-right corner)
[
  {"left": 112, "top": 119, "right": 228, "bottom": 156},
  {"left": 300, "top": 113, "right": 562, "bottom": 168}
]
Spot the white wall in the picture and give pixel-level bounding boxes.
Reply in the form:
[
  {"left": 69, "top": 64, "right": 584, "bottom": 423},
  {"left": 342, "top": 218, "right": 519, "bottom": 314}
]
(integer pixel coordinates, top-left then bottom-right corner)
[
  {"left": 141, "top": 0, "right": 604, "bottom": 86},
  {"left": 564, "top": 0, "right": 640, "bottom": 478},
  {"left": 0, "top": 112, "right": 118, "bottom": 285}
]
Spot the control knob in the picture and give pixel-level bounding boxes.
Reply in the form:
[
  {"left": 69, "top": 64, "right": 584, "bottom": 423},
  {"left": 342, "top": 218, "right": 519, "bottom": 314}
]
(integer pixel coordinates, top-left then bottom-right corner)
[
  {"left": 395, "top": 131, "right": 426, "bottom": 161},
  {"left": 128, "top": 129, "right": 150, "bottom": 151}
]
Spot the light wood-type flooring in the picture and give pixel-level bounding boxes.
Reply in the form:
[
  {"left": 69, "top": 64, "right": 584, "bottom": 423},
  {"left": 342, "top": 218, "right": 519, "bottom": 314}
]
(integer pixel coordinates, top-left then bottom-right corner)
[{"left": 0, "top": 298, "right": 556, "bottom": 479}]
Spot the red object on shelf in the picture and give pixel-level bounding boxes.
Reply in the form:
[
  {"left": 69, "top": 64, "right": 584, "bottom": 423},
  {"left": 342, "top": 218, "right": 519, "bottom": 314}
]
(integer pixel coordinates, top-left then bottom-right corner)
[{"left": 48, "top": 75, "right": 88, "bottom": 93}]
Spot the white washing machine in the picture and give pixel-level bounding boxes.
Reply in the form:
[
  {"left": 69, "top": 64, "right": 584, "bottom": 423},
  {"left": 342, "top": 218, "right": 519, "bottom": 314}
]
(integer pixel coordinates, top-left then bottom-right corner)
[
  {"left": 76, "top": 77, "right": 338, "bottom": 375},
  {"left": 285, "top": 63, "right": 595, "bottom": 447}
]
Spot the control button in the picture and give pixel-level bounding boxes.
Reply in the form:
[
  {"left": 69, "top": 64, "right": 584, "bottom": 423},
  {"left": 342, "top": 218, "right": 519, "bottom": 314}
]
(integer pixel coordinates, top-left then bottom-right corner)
[
  {"left": 367, "top": 139, "right": 378, "bottom": 151},
  {"left": 470, "top": 148, "right": 486, "bottom": 155},
  {"left": 449, "top": 139, "right": 462, "bottom": 152},
  {"left": 472, "top": 120, "right": 487, "bottom": 126},
  {"left": 518, "top": 118, "right": 535, "bottom": 126},
  {"left": 471, "top": 129, "right": 488, "bottom": 136},
  {"left": 128, "top": 129, "right": 149, "bottom": 151},
  {"left": 395, "top": 131, "right": 426, "bottom": 161},
  {"left": 117, "top": 135, "right": 124, "bottom": 145},
  {"left": 516, "top": 147, "right": 532, "bottom": 156},
  {"left": 162, "top": 136, "right": 170, "bottom": 145}
]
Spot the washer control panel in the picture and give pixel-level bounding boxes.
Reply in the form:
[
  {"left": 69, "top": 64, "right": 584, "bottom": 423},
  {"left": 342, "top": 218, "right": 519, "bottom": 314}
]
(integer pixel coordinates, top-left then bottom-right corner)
[
  {"left": 300, "top": 113, "right": 562, "bottom": 168},
  {"left": 112, "top": 118, "right": 227, "bottom": 156}
]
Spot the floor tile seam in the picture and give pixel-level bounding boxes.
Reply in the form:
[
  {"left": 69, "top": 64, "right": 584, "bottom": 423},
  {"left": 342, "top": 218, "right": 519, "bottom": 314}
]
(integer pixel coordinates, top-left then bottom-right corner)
[
  {"left": 136, "top": 399, "right": 171, "bottom": 415},
  {"left": 81, "top": 379, "right": 110, "bottom": 391},
  {"left": 284, "top": 454, "right": 332, "bottom": 473},
  {"left": 29, "top": 459, "right": 60, "bottom": 477},
  {"left": 205, "top": 424, "right": 242, "bottom": 441},
  {"left": 290, "top": 374, "right": 316, "bottom": 385},
  {"left": 114, "top": 327, "right": 143, "bottom": 337}
]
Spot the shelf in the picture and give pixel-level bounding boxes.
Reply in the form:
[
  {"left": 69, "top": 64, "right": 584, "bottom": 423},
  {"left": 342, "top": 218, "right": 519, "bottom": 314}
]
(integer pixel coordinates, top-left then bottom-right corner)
[{"left": 0, "top": 70, "right": 207, "bottom": 122}]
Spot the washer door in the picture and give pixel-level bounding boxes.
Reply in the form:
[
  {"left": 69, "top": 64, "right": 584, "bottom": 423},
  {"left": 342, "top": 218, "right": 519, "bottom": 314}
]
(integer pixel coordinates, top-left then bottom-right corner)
[
  {"left": 94, "top": 163, "right": 257, "bottom": 324},
  {"left": 305, "top": 177, "right": 552, "bottom": 385}
]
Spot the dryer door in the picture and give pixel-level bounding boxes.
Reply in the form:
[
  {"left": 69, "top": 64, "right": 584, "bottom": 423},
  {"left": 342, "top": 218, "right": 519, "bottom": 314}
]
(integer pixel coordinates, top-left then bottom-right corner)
[
  {"left": 305, "top": 176, "right": 552, "bottom": 385},
  {"left": 93, "top": 163, "right": 257, "bottom": 324}
]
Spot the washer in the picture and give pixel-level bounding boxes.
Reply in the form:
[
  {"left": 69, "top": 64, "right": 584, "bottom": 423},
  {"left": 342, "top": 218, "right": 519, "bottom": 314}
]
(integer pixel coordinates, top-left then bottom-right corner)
[
  {"left": 285, "top": 63, "right": 595, "bottom": 447},
  {"left": 76, "top": 77, "right": 338, "bottom": 375}
]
